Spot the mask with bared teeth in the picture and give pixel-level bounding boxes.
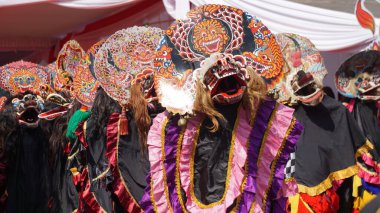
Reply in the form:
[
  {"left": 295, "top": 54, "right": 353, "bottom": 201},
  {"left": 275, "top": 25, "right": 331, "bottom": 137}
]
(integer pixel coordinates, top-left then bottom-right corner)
[
  {"left": 195, "top": 53, "right": 250, "bottom": 105},
  {"left": 11, "top": 93, "right": 44, "bottom": 128},
  {"left": 290, "top": 70, "right": 323, "bottom": 106}
]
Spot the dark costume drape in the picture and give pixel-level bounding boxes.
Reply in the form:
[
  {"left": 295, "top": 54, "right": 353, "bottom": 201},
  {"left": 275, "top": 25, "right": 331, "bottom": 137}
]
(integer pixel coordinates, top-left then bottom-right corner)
[{"left": 4, "top": 126, "right": 51, "bottom": 213}]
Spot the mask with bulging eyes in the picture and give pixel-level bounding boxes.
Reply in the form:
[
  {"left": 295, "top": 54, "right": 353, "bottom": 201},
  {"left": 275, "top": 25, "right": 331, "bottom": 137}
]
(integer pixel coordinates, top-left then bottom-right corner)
[
  {"left": 12, "top": 93, "right": 44, "bottom": 128},
  {"left": 335, "top": 50, "right": 380, "bottom": 101},
  {"left": 291, "top": 70, "right": 324, "bottom": 106},
  {"left": 195, "top": 53, "right": 250, "bottom": 105}
]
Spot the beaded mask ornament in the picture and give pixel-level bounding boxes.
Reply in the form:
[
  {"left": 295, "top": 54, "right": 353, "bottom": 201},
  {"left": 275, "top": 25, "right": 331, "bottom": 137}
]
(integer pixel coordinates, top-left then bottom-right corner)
[
  {"left": 95, "top": 26, "right": 163, "bottom": 135},
  {"left": 38, "top": 62, "right": 57, "bottom": 99},
  {"left": 72, "top": 60, "right": 99, "bottom": 108},
  {"left": 69, "top": 39, "right": 105, "bottom": 108},
  {"left": 275, "top": 33, "right": 327, "bottom": 105},
  {"left": 86, "top": 39, "right": 106, "bottom": 79},
  {"left": 0, "top": 60, "right": 50, "bottom": 96},
  {"left": 335, "top": 50, "right": 380, "bottom": 101},
  {"left": 53, "top": 40, "right": 85, "bottom": 98},
  {"left": 57, "top": 40, "right": 85, "bottom": 77},
  {"left": 154, "top": 4, "right": 284, "bottom": 114}
]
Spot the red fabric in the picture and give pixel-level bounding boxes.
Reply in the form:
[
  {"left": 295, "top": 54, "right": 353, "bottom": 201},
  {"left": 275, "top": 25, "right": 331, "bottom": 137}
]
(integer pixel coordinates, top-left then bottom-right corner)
[
  {"left": 75, "top": 121, "right": 88, "bottom": 149},
  {"left": 346, "top": 99, "right": 356, "bottom": 113},
  {"left": 64, "top": 142, "right": 71, "bottom": 155},
  {"left": 78, "top": 168, "right": 103, "bottom": 213},
  {"left": 299, "top": 188, "right": 340, "bottom": 213},
  {"left": 376, "top": 102, "right": 380, "bottom": 127},
  {"left": 106, "top": 113, "right": 119, "bottom": 168},
  {"left": 105, "top": 113, "right": 142, "bottom": 213}
]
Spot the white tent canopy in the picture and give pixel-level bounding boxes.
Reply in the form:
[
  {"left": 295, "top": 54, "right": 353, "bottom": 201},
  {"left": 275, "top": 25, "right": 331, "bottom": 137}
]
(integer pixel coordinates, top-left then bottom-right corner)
[
  {"left": 164, "top": 0, "right": 379, "bottom": 53},
  {"left": 163, "top": 0, "right": 380, "bottom": 94}
]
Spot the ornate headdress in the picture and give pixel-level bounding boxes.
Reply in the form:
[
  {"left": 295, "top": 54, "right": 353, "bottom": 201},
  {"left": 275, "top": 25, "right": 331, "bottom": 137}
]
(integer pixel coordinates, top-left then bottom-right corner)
[
  {"left": 94, "top": 26, "right": 163, "bottom": 135},
  {"left": 72, "top": 61, "right": 99, "bottom": 108},
  {"left": 86, "top": 39, "right": 106, "bottom": 79},
  {"left": 335, "top": 50, "right": 380, "bottom": 101},
  {"left": 57, "top": 40, "right": 85, "bottom": 77},
  {"left": 0, "top": 61, "right": 48, "bottom": 127},
  {"left": 65, "top": 40, "right": 106, "bottom": 142},
  {"left": 0, "top": 60, "right": 50, "bottom": 96},
  {"left": 39, "top": 41, "right": 85, "bottom": 120},
  {"left": 154, "top": 4, "right": 284, "bottom": 114},
  {"left": 275, "top": 33, "right": 327, "bottom": 105},
  {"left": 54, "top": 40, "right": 85, "bottom": 98}
]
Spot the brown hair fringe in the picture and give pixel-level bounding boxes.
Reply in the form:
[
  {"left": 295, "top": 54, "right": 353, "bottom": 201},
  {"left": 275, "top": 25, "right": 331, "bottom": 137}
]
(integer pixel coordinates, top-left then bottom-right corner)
[
  {"left": 193, "top": 66, "right": 266, "bottom": 131},
  {"left": 129, "top": 83, "right": 151, "bottom": 151}
]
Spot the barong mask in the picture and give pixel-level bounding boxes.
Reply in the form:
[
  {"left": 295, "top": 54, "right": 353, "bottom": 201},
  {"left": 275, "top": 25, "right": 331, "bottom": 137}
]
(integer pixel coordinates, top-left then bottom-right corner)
[
  {"left": 155, "top": 4, "right": 283, "bottom": 114},
  {"left": 0, "top": 61, "right": 50, "bottom": 96},
  {"left": 290, "top": 70, "right": 323, "bottom": 106},
  {"left": 39, "top": 40, "right": 85, "bottom": 120},
  {"left": 275, "top": 33, "right": 327, "bottom": 105},
  {"left": 0, "top": 61, "right": 49, "bottom": 127},
  {"left": 12, "top": 93, "right": 44, "bottom": 128},
  {"left": 195, "top": 53, "right": 249, "bottom": 104},
  {"left": 55, "top": 40, "right": 85, "bottom": 99},
  {"left": 71, "top": 40, "right": 105, "bottom": 109},
  {"left": 94, "top": 26, "right": 163, "bottom": 135},
  {"left": 336, "top": 50, "right": 380, "bottom": 101}
]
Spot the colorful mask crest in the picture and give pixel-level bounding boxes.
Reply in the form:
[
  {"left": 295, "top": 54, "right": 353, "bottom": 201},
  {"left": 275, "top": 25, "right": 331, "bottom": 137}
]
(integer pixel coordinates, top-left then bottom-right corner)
[
  {"left": 38, "top": 62, "right": 57, "bottom": 99},
  {"left": 155, "top": 4, "right": 284, "bottom": 114},
  {"left": 275, "top": 33, "right": 327, "bottom": 105},
  {"left": 94, "top": 26, "right": 163, "bottom": 106},
  {"left": 0, "top": 61, "right": 50, "bottom": 96},
  {"left": 68, "top": 40, "right": 105, "bottom": 108},
  {"left": 57, "top": 40, "right": 85, "bottom": 77},
  {"left": 73, "top": 61, "right": 99, "bottom": 107},
  {"left": 53, "top": 40, "right": 85, "bottom": 99},
  {"left": 86, "top": 39, "right": 106, "bottom": 79},
  {"left": 335, "top": 50, "right": 380, "bottom": 100},
  {"left": 194, "top": 53, "right": 249, "bottom": 104}
]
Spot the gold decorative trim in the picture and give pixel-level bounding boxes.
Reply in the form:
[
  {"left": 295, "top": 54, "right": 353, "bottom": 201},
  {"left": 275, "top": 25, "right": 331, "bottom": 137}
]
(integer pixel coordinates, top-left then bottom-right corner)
[
  {"left": 255, "top": 103, "right": 279, "bottom": 167},
  {"left": 262, "top": 117, "right": 296, "bottom": 212},
  {"left": 150, "top": 174, "right": 158, "bottom": 212},
  {"left": 248, "top": 103, "right": 279, "bottom": 213},
  {"left": 91, "top": 167, "right": 110, "bottom": 182},
  {"left": 285, "top": 177, "right": 295, "bottom": 182},
  {"left": 160, "top": 117, "right": 174, "bottom": 212},
  {"left": 189, "top": 106, "right": 241, "bottom": 208},
  {"left": 356, "top": 139, "right": 374, "bottom": 158},
  {"left": 86, "top": 166, "right": 107, "bottom": 213},
  {"left": 175, "top": 125, "right": 187, "bottom": 211},
  {"left": 116, "top": 119, "right": 141, "bottom": 208},
  {"left": 230, "top": 104, "right": 260, "bottom": 213},
  {"left": 150, "top": 117, "right": 170, "bottom": 213},
  {"left": 68, "top": 148, "right": 79, "bottom": 160},
  {"left": 297, "top": 165, "right": 358, "bottom": 196}
]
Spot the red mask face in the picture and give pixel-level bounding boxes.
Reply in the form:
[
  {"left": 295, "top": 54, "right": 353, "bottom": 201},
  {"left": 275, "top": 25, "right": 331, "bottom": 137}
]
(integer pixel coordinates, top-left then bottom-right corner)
[{"left": 198, "top": 54, "right": 249, "bottom": 105}]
